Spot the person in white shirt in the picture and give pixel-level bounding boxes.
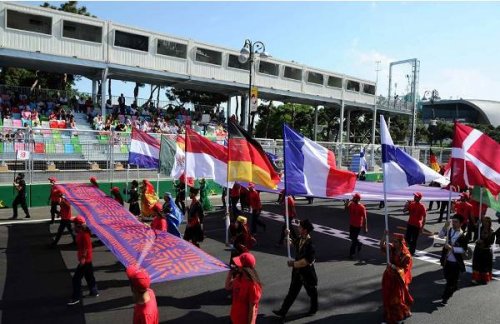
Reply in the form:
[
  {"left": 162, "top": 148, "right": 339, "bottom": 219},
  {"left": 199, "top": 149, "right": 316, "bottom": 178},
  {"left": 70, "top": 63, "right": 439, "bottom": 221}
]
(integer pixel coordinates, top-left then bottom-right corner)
[{"left": 438, "top": 214, "right": 468, "bottom": 305}]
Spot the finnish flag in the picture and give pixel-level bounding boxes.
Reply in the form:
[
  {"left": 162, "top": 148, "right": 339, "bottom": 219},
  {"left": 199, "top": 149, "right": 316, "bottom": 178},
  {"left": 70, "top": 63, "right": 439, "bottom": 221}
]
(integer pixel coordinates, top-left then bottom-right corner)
[{"left": 380, "top": 115, "right": 447, "bottom": 191}]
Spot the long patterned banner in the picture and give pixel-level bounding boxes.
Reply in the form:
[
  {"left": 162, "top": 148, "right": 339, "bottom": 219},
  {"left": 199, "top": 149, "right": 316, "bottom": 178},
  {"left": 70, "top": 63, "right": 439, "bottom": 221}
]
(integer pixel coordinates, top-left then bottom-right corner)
[{"left": 57, "top": 183, "right": 228, "bottom": 283}]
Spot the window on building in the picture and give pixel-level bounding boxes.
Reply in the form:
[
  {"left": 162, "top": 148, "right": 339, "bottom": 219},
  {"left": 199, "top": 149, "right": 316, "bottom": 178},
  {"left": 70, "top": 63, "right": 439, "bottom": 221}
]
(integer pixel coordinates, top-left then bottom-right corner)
[
  {"left": 114, "top": 30, "right": 149, "bottom": 52},
  {"left": 195, "top": 47, "right": 222, "bottom": 65},
  {"left": 284, "top": 66, "right": 303, "bottom": 81},
  {"left": 6, "top": 10, "right": 52, "bottom": 35},
  {"left": 346, "top": 80, "right": 360, "bottom": 92},
  {"left": 307, "top": 71, "right": 324, "bottom": 85},
  {"left": 327, "top": 76, "right": 342, "bottom": 88},
  {"left": 227, "top": 54, "right": 250, "bottom": 70},
  {"left": 156, "top": 39, "right": 187, "bottom": 59},
  {"left": 363, "top": 84, "right": 376, "bottom": 95},
  {"left": 63, "top": 20, "right": 102, "bottom": 43},
  {"left": 258, "top": 61, "right": 280, "bottom": 76}
]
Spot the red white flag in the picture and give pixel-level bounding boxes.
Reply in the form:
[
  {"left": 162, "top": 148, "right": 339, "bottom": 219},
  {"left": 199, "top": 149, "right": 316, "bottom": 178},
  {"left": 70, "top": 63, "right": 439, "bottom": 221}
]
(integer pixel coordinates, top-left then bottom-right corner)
[
  {"left": 451, "top": 122, "right": 500, "bottom": 195},
  {"left": 185, "top": 127, "right": 228, "bottom": 186}
]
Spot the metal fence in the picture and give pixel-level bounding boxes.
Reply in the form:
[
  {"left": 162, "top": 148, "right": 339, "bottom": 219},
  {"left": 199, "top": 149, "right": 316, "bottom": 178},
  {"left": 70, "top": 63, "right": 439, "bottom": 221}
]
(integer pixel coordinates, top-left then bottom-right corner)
[{"left": 0, "top": 124, "right": 451, "bottom": 185}]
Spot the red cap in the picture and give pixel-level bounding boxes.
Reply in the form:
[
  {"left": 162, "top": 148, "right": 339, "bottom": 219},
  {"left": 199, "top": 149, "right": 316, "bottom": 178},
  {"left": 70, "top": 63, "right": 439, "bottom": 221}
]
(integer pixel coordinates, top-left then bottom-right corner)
[
  {"left": 152, "top": 203, "right": 163, "bottom": 213},
  {"left": 414, "top": 192, "right": 423, "bottom": 199},
  {"left": 89, "top": 176, "right": 97, "bottom": 183},
  {"left": 111, "top": 187, "right": 120, "bottom": 193},
  {"left": 126, "top": 265, "right": 151, "bottom": 290},
  {"left": 72, "top": 216, "right": 85, "bottom": 225},
  {"left": 48, "top": 177, "right": 58, "bottom": 183},
  {"left": 353, "top": 193, "right": 361, "bottom": 200},
  {"left": 232, "top": 252, "right": 256, "bottom": 268}
]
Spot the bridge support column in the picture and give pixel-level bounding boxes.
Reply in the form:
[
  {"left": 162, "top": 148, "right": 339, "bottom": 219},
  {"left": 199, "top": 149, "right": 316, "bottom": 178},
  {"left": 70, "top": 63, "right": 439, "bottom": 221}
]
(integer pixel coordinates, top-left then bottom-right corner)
[
  {"left": 370, "top": 105, "right": 377, "bottom": 170},
  {"left": 91, "top": 80, "right": 97, "bottom": 105},
  {"left": 100, "top": 68, "right": 108, "bottom": 120},
  {"left": 346, "top": 109, "right": 351, "bottom": 143},
  {"left": 338, "top": 100, "right": 345, "bottom": 168},
  {"left": 314, "top": 105, "right": 319, "bottom": 141}
]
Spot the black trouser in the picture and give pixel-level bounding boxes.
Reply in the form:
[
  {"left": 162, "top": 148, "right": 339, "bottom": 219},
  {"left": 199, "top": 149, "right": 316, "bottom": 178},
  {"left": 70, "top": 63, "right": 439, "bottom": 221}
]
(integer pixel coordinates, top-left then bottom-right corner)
[
  {"left": 438, "top": 202, "right": 448, "bottom": 223},
  {"left": 428, "top": 201, "right": 440, "bottom": 210},
  {"left": 12, "top": 195, "right": 30, "bottom": 218},
  {"left": 466, "top": 221, "right": 476, "bottom": 243},
  {"left": 72, "top": 262, "right": 98, "bottom": 300},
  {"left": 221, "top": 188, "right": 227, "bottom": 208},
  {"left": 230, "top": 196, "right": 240, "bottom": 218},
  {"left": 280, "top": 272, "right": 318, "bottom": 314},
  {"left": 50, "top": 201, "right": 60, "bottom": 222},
  {"left": 349, "top": 225, "right": 362, "bottom": 256},
  {"left": 278, "top": 217, "right": 293, "bottom": 245},
  {"left": 405, "top": 224, "right": 420, "bottom": 255},
  {"left": 251, "top": 209, "right": 266, "bottom": 234},
  {"left": 442, "top": 261, "right": 460, "bottom": 301},
  {"left": 53, "top": 219, "right": 75, "bottom": 244}
]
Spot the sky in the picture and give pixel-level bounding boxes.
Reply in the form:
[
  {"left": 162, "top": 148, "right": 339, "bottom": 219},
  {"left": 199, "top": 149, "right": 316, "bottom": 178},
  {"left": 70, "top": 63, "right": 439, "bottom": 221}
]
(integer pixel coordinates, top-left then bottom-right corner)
[{"left": 25, "top": 1, "right": 500, "bottom": 102}]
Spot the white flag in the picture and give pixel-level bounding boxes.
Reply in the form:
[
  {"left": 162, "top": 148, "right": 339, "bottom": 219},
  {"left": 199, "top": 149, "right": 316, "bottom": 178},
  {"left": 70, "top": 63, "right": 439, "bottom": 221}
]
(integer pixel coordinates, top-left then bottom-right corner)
[{"left": 16, "top": 150, "right": 30, "bottom": 160}]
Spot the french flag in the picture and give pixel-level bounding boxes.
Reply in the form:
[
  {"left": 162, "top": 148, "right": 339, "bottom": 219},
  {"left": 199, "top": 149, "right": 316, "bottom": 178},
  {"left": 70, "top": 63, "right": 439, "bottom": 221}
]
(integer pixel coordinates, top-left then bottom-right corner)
[
  {"left": 380, "top": 115, "right": 447, "bottom": 191},
  {"left": 283, "top": 124, "right": 357, "bottom": 197},
  {"left": 128, "top": 128, "right": 160, "bottom": 169}
]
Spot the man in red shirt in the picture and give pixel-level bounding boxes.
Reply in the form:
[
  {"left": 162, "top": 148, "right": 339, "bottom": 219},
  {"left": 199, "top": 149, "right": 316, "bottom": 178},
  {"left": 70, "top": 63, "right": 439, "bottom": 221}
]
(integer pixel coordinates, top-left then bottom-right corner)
[
  {"left": 453, "top": 192, "right": 474, "bottom": 242},
  {"left": 51, "top": 191, "right": 76, "bottom": 247},
  {"left": 277, "top": 195, "right": 297, "bottom": 247},
  {"left": 150, "top": 203, "right": 167, "bottom": 232},
  {"left": 67, "top": 216, "right": 99, "bottom": 305},
  {"left": 126, "top": 265, "right": 159, "bottom": 324},
  {"left": 248, "top": 183, "right": 266, "bottom": 234},
  {"left": 405, "top": 192, "right": 427, "bottom": 256},
  {"left": 48, "top": 177, "right": 60, "bottom": 224},
  {"left": 345, "top": 193, "right": 368, "bottom": 259}
]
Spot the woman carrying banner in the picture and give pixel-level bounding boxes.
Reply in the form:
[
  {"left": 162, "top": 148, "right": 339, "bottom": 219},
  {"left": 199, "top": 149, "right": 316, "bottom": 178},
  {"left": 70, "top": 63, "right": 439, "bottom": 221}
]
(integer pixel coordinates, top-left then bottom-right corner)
[
  {"left": 111, "top": 187, "right": 124, "bottom": 206},
  {"left": 140, "top": 180, "right": 159, "bottom": 220},
  {"left": 184, "top": 188, "right": 204, "bottom": 248},
  {"left": 230, "top": 216, "right": 256, "bottom": 265},
  {"left": 162, "top": 192, "right": 183, "bottom": 238},
  {"left": 150, "top": 203, "right": 167, "bottom": 232},
  {"left": 379, "top": 231, "right": 414, "bottom": 324},
  {"left": 472, "top": 216, "right": 495, "bottom": 285},
  {"left": 225, "top": 252, "right": 262, "bottom": 324},
  {"left": 199, "top": 178, "right": 213, "bottom": 211}
]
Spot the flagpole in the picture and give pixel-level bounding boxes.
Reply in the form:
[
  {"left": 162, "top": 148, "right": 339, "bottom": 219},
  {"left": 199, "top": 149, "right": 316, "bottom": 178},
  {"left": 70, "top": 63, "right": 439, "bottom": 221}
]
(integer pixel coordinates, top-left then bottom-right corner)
[
  {"left": 283, "top": 123, "right": 292, "bottom": 259},
  {"left": 477, "top": 186, "right": 483, "bottom": 241},
  {"left": 225, "top": 134, "right": 231, "bottom": 246},
  {"left": 382, "top": 159, "right": 390, "bottom": 265},
  {"left": 184, "top": 130, "right": 188, "bottom": 220},
  {"left": 126, "top": 163, "right": 130, "bottom": 201},
  {"left": 157, "top": 134, "right": 163, "bottom": 195}
]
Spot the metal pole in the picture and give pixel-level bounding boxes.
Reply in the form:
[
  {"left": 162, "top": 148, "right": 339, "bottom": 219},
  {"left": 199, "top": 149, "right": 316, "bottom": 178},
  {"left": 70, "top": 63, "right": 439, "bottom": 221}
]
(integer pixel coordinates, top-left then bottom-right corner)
[
  {"left": 338, "top": 100, "right": 345, "bottom": 168},
  {"left": 156, "top": 172, "right": 160, "bottom": 196},
  {"left": 346, "top": 109, "right": 351, "bottom": 143},
  {"left": 477, "top": 187, "right": 483, "bottom": 240},
  {"left": 101, "top": 68, "right": 108, "bottom": 120},
  {"left": 247, "top": 49, "right": 253, "bottom": 132},
  {"left": 380, "top": 115, "right": 390, "bottom": 264},
  {"left": 285, "top": 195, "right": 291, "bottom": 259},
  {"left": 126, "top": 164, "right": 130, "bottom": 201}
]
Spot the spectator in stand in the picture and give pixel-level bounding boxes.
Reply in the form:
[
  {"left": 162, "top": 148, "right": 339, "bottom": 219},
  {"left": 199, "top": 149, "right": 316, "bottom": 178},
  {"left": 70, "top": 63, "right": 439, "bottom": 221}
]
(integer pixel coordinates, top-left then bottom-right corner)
[
  {"left": 78, "top": 96, "right": 85, "bottom": 113},
  {"left": 31, "top": 109, "right": 40, "bottom": 125},
  {"left": 21, "top": 106, "right": 31, "bottom": 120},
  {"left": 118, "top": 93, "right": 126, "bottom": 114},
  {"left": 94, "top": 114, "right": 104, "bottom": 130},
  {"left": 85, "top": 97, "right": 93, "bottom": 115}
]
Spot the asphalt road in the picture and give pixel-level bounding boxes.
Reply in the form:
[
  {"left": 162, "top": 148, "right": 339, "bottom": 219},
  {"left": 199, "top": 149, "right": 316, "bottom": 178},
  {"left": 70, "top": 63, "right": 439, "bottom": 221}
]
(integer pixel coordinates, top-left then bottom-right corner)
[{"left": 0, "top": 196, "right": 499, "bottom": 324}]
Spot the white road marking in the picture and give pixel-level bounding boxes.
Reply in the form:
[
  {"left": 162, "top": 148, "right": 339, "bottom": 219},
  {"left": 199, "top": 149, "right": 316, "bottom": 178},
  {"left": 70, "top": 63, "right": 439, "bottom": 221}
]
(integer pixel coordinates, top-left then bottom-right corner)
[
  {"left": 260, "top": 210, "right": 500, "bottom": 280},
  {"left": 0, "top": 218, "right": 53, "bottom": 226}
]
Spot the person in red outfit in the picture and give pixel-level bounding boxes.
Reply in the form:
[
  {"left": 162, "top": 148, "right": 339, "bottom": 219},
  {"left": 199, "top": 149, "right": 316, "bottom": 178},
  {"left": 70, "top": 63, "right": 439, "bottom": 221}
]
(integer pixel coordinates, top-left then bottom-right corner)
[
  {"left": 345, "top": 193, "right": 368, "bottom": 259},
  {"left": 277, "top": 195, "right": 296, "bottom": 247},
  {"left": 89, "top": 176, "right": 99, "bottom": 188},
  {"left": 225, "top": 252, "right": 262, "bottom": 324},
  {"left": 230, "top": 183, "right": 241, "bottom": 218},
  {"left": 67, "top": 216, "right": 99, "bottom": 305},
  {"left": 111, "top": 186, "right": 124, "bottom": 206},
  {"left": 470, "top": 198, "right": 488, "bottom": 241},
  {"left": 405, "top": 192, "right": 427, "bottom": 256},
  {"left": 248, "top": 183, "right": 266, "bottom": 234},
  {"left": 48, "top": 177, "right": 60, "bottom": 224},
  {"left": 150, "top": 203, "right": 167, "bottom": 232},
  {"left": 453, "top": 192, "right": 474, "bottom": 242},
  {"left": 126, "top": 265, "right": 159, "bottom": 324},
  {"left": 380, "top": 231, "right": 413, "bottom": 324},
  {"left": 51, "top": 191, "right": 76, "bottom": 247}
]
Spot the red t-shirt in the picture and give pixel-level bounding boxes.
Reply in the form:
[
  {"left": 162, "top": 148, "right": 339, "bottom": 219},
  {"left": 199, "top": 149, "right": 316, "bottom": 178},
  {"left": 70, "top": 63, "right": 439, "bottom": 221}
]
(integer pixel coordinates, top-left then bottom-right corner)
[
  {"left": 59, "top": 199, "right": 72, "bottom": 220},
  {"left": 134, "top": 289, "right": 159, "bottom": 324},
  {"left": 49, "top": 186, "right": 59, "bottom": 203},
  {"left": 347, "top": 202, "right": 366, "bottom": 227},
  {"left": 230, "top": 277, "right": 262, "bottom": 324},
  {"left": 151, "top": 217, "right": 167, "bottom": 231},
  {"left": 407, "top": 201, "right": 427, "bottom": 228},
  {"left": 76, "top": 230, "right": 92, "bottom": 263},
  {"left": 248, "top": 190, "right": 262, "bottom": 210},
  {"left": 230, "top": 184, "right": 241, "bottom": 198},
  {"left": 454, "top": 201, "right": 473, "bottom": 224}
]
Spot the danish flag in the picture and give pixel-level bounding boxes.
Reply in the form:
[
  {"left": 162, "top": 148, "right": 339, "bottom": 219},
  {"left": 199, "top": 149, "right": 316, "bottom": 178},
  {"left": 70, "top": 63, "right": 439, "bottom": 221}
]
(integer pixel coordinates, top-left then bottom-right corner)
[{"left": 451, "top": 122, "right": 500, "bottom": 195}]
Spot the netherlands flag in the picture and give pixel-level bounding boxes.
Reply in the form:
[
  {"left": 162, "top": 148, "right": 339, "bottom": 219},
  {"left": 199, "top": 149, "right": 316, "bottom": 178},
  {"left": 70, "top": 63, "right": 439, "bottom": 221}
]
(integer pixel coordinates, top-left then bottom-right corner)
[
  {"left": 283, "top": 124, "right": 357, "bottom": 197},
  {"left": 128, "top": 128, "right": 160, "bottom": 169},
  {"left": 380, "top": 115, "right": 447, "bottom": 191}
]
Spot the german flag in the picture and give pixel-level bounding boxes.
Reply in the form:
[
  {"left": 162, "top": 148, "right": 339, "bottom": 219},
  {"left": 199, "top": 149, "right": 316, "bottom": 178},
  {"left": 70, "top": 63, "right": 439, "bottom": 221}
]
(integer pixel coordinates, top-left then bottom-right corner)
[{"left": 227, "top": 120, "right": 280, "bottom": 189}]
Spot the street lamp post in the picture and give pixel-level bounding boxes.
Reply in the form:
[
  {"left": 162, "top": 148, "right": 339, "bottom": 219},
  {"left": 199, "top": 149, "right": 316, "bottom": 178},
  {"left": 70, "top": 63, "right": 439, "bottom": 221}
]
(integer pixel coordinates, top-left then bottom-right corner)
[{"left": 238, "top": 39, "right": 268, "bottom": 132}]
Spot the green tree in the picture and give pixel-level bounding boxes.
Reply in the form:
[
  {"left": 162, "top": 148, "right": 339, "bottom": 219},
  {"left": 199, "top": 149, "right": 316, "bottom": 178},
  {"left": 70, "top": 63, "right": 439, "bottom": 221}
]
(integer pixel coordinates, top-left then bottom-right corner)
[
  {"left": 254, "top": 103, "right": 314, "bottom": 139},
  {"left": 0, "top": 2, "right": 94, "bottom": 92}
]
